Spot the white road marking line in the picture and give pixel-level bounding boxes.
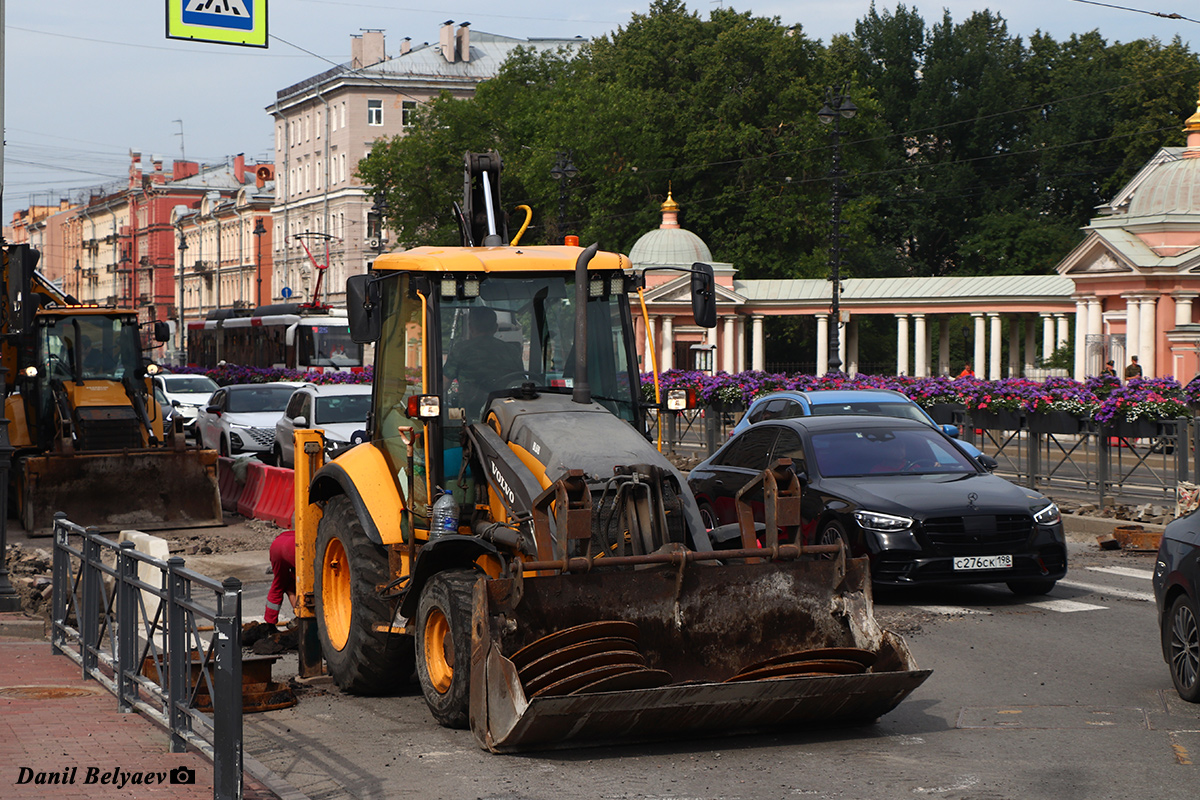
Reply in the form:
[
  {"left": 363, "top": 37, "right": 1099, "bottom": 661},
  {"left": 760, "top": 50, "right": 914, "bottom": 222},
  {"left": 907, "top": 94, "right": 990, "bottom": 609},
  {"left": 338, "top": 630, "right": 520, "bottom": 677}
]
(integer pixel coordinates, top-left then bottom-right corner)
[
  {"left": 1028, "top": 598, "right": 1108, "bottom": 613},
  {"left": 1059, "top": 579, "right": 1154, "bottom": 602},
  {"left": 1086, "top": 566, "right": 1154, "bottom": 580},
  {"left": 913, "top": 605, "right": 993, "bottom": 616}
]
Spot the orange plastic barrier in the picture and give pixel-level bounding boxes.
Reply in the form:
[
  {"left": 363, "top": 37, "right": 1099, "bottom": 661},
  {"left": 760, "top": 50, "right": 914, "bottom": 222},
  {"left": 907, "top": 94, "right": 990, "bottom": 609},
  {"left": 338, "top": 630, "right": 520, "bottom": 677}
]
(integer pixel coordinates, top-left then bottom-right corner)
[
  {"left": 236, "top": 462, "right": 267, "bottom": 520},
  {"left": 251, "top": 465, "right": 296, "bottom": 529},
  {"left": 217, "top": 456, "right": 243, "bottom": 513}
]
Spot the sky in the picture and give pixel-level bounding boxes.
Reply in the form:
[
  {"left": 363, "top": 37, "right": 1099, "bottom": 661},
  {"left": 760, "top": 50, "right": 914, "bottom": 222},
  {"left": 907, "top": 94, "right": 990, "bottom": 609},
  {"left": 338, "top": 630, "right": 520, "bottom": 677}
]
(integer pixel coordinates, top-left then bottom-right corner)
[{"left": 3, "top": 0, "right": 1198, "bottom": 215}]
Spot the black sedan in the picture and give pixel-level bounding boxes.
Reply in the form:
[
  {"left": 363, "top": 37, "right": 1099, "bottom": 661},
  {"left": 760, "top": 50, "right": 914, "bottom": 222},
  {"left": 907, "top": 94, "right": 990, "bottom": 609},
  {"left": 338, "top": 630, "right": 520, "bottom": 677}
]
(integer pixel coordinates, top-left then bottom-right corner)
[
  {"left": 1153, "top": 514, "right": 1200, "bottom": 702},
  {"left": 687, "top": 416, "right": 1067, "bottom": 594}
]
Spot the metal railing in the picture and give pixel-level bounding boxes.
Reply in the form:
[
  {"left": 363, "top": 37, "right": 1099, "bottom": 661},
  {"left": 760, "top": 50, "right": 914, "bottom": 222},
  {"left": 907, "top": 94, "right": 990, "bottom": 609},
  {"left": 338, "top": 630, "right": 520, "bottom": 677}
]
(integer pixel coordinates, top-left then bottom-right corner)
[{"left": 50, "top": 514, "right": 244, "bottom": 800}]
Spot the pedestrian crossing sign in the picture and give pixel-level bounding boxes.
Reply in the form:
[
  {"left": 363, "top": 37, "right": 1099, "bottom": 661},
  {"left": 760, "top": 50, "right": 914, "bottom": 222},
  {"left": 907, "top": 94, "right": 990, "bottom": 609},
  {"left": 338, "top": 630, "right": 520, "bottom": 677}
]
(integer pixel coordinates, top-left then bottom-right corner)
[{"left": 166, "top": 0, "right": 268, "bottom": 49}]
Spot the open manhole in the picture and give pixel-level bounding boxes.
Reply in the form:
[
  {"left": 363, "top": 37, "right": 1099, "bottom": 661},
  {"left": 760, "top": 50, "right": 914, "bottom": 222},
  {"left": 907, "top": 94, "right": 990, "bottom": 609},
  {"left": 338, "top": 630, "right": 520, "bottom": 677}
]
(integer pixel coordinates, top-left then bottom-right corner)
[{"left": 0, "top": 685, "right": 103, "bottom": 700}]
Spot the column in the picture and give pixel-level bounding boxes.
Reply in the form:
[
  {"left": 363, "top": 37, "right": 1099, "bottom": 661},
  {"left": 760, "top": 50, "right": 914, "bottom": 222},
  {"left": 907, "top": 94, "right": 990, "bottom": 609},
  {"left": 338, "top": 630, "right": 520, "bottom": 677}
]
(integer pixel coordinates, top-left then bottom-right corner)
[
  {"left": 988, "top": 312, "right": 1002, "bottom": 380},
  {"left": 1074, "top": 298, "right": 1088, "bottom": 380},
  {"left": 1174, "top": 292, "right": 1197, "bottom": 326},
  {"left": 1124, "top": 295, "right": 1141, "bottom": 368},
  {"left": 1024, "top": 317, "right": 1035, "bottom": 374},
  {"left": 847, "top": 318, "right": 860, "bottom": 376},
  {"left": 1008, "top": 318, "right": 1020, "bottom": 378},
  {"left": 1139, "top": 295, "right": 1157, "bottom": 378},
  {"left": 735, "top": 316, "right": 745, "bottom": 373},
  {"left": 660, "top": 316, "right": 674, "bottom": 371},
  {"left": 896, "top": 314, "right": 910, "bottom": 376},
  {"left": 938, "top": 318, "right": 950, "bottom": 375},
  {"left": 815, "top": 314, "right": 829, "bottom": 376},
  {"left": 1041, "top": 312, "right": 1054, "bottom": 363},
  {"left": 972, "top": 313, "right": 986, "bottom": 376},
  {"left": 1087, "top": 297, "right": 1103, "bottom": 339},
  {"left": 912, "top": 314, "right": 927, "bottom": 377},
  {"left": 722, "top": 315, "right": 735, "bottom": 374},
  {"left": 750, "top": 315, "right": 764, "bottom": 372},
  {"left": 644, "top": 315, "right": 657, "bottom": 372},
  {"left": 1055, "top": 313, "right": 1070, "bottom": 353}
]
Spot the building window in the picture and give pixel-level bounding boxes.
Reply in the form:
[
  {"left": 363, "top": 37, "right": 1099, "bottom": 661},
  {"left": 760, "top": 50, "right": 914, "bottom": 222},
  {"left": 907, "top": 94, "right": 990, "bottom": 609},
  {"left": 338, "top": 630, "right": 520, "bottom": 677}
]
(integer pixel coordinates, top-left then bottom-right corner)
[
  {"left": 367, "top": 99, "right": 383, "bottom": 126},
  {"left": 401, "top": 100, "right": 417, "bottom": 128},
  {"left": 316, "top": 110, "right": 322, "bottom": 138},
  {"left": 341, "top": 103, "right": 347, "bottom": 129},
  {"left": 340, "top": 153, "right": 347, "bottom": 183}
]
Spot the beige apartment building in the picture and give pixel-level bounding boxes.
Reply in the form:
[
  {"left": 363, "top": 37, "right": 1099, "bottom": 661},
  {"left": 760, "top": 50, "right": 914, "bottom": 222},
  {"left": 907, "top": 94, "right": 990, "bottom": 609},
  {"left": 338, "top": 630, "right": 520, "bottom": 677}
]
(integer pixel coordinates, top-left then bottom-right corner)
[{"left": 267, "top": 24, "right": 581, "bottom": 307}]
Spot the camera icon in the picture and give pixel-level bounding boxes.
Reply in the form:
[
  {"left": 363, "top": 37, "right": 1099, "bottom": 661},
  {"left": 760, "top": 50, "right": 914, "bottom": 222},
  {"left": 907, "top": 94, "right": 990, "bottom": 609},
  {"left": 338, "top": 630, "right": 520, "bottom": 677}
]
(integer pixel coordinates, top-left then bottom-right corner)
[{"left": 170, "top": 766, "right": 196, "bottom": 785}]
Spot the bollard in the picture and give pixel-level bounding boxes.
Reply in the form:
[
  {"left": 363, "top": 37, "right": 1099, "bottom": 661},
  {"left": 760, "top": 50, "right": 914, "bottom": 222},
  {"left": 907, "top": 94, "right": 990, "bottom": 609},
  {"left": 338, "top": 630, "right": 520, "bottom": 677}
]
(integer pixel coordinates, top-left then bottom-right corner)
[
  {"left": 213, "top": 577, "right": 243, "bottom": 800},
  {"left": 51, "top": 514, "right": 68, "bottom": 656},
  {"left": 117, "top": 541, "right": 137, "bottom": 712},
  {"left": 166, "top": 557, "right": 190, "bottom": 753}
]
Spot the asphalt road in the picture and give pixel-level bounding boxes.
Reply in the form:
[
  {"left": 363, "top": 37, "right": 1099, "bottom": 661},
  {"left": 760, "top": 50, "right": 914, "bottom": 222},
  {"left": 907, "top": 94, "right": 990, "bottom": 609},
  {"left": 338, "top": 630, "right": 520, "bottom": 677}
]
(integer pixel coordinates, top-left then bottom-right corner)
[{"left": 237, "top": 541, "right": 1200, "bottom": 800}]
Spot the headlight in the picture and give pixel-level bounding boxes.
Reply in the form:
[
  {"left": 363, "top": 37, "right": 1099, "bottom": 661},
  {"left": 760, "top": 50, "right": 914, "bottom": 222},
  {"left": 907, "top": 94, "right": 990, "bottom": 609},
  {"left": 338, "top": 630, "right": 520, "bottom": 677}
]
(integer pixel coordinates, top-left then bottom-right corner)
[
  {"left": 1033, "top": 502, "right": 1061, "bottom": 525},
  {"left": 853, "top": 510, "right": 914, "bottom": 532}
]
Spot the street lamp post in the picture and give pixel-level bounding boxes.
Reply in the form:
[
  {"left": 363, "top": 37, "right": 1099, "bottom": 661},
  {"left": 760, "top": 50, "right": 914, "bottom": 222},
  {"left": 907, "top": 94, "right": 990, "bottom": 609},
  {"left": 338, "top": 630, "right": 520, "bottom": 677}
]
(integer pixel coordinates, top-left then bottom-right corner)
[
  {"left": 74, "top": 259, "right": 81, "bottom": 300},
  {"left": 253, "top": 219, "right": 266, "bottom": 308},
  {"left": 549, "top": 151, "right": 578, "bottom": 241},
  {"left": 817, "top": 86, "right": 857, "bottom": 374},
  {"left": 119, "top": 249, "right": 132, "bottom": 309},
  {"left": 177, "top": 233, "right": 188, "bottom": 363}
]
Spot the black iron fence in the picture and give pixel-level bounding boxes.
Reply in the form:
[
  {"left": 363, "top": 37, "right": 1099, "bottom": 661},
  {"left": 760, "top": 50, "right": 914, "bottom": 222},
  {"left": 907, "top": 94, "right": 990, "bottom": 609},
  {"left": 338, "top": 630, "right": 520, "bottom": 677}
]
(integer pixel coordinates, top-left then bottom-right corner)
[
  {"left": 652, "top": 404, "right": 1194, "bottom": 508},
  {"left": 50, "top": 514, "right": 244, "bottom": 800}
]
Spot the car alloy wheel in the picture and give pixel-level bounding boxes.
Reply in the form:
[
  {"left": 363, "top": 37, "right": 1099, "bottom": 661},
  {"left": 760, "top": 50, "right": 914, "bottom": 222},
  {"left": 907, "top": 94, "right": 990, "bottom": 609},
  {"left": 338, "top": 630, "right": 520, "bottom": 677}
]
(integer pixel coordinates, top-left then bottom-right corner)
[{"left": 1167, "top": 595, "right": 1200, "bottom": 703}]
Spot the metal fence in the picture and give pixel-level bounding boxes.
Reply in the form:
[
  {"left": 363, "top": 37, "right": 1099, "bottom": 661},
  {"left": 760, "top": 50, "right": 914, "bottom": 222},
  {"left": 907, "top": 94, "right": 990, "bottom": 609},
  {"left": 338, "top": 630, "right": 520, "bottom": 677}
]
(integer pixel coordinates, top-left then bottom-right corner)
[
  {"left": 653, "top": 404, "right": 1194, "bottom": 508},
  {"left": 50, "top": 514, "right": 245, "bottom": 800}
]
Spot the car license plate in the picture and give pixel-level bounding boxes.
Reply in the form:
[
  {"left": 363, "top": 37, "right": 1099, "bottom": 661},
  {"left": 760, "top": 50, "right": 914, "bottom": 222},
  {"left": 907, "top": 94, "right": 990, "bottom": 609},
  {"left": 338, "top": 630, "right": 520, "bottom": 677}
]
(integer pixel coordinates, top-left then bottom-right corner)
[{"left": 953, "top": 554, "right": 1013, "bottom": 571}]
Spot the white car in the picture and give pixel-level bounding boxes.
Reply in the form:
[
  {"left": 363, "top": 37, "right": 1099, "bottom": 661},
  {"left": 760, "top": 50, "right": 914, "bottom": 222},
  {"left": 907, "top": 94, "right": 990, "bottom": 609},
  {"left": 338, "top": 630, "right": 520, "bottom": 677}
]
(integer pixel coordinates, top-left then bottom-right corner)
[
  {"left": 152, "top": 373, "right": 220, "bottom": 438},
  {"left": 195, "top": 383, "right": 301, "bottom": 462},
  {"left": 273, "top": 383, "right": 372, "bottom": 468}
]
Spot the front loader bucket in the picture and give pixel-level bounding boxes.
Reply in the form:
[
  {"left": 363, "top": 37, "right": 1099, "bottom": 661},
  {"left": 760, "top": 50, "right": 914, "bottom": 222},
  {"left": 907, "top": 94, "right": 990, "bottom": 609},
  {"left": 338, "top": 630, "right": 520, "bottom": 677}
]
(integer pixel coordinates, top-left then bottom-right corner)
[
  {"left": 20, "top": 449, "right": 223, "bottom": 536},
  {"left": 470, "top": 553, "right": 931, "bottom": 752}
]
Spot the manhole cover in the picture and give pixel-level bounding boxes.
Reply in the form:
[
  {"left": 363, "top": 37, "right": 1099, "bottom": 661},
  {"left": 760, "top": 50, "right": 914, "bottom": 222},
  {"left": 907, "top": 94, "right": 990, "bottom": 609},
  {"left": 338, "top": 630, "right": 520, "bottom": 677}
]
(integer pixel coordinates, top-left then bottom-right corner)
[{"left": 0, "top": 685, "right": 103, "bottom": 699}]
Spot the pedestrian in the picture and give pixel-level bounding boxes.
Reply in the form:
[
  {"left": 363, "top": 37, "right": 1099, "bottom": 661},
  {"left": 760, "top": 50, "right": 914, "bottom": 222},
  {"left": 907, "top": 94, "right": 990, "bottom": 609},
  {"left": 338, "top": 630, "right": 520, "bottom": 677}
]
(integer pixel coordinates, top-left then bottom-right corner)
[
  {"left": 1101, "top": 360, "right": 1116, "bottom": 377},
  {"left": 1124, "top": 355, "right": 1142, "bottom": 380},
  {"left": 958, "top": 363, "right": 974, "bottom": 378},
  {"left": 264, "top": 529, "right": 296, "bottom": 629}
]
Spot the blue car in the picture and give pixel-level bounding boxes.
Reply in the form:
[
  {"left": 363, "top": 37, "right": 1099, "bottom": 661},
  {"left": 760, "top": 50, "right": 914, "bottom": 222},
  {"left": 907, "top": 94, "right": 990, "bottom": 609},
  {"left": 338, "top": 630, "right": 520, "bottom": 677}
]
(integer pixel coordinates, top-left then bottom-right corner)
[{"left": 729, "top": 389, "right": 986, "bottom": 462}]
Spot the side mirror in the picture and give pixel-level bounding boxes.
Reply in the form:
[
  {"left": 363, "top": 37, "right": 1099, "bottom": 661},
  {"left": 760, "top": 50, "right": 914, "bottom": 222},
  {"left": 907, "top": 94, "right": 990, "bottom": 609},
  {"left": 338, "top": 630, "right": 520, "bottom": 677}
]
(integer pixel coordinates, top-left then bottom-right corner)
[
  {"left": 690, "top": 262, "right": 716, "bottom": 329},
  {"left": 293, "top": 415, "right": 308, "bottom": 428},
  {"left": 153, "top": 321, "right": 170, "bottom": 343},
  {"left": 205, "top": 405, "right": 221, "bottom": 416},
  {"left": 977, "top": 454, "right": 999, "bottom": 472},
  {"left": 346, "top": 273, "right": 382, "bottom": 343},
  {"left": 940, "top": 423, "right": 960, "bottom": 439}
]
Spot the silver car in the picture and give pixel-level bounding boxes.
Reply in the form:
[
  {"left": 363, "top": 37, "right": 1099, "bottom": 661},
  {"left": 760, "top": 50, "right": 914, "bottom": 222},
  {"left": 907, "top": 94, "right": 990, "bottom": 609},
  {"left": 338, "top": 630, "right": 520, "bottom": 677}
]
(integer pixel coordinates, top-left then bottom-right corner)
[{"left": 273, "top": 383, "right": 372, "bottom": 467}]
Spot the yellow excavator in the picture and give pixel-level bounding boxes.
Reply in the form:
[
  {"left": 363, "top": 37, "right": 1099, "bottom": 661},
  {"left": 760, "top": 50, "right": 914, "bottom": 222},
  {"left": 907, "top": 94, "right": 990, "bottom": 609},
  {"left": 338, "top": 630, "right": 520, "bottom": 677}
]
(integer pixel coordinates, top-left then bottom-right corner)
[
  {"left": 291, "top": 152, "right": 931, "bottom": 751},
  {"left": 1, "top": 243, "right": 222, "bottom": 535}
]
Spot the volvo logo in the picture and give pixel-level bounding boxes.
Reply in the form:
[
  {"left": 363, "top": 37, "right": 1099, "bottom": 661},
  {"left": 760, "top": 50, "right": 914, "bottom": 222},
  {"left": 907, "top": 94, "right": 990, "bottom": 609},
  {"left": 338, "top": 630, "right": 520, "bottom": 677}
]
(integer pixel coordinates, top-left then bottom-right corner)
[{"left": 490, "top": 460, "right": 516, "bottom": 505}]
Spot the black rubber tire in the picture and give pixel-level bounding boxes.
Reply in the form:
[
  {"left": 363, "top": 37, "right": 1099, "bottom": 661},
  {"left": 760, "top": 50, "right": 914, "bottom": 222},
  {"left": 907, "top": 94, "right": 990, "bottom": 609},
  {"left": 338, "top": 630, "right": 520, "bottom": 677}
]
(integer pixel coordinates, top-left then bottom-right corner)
[
  {"left": 415, "top": 569, "right": 479, "bottom": 728},
  {"left": 219, "top": 436, "right": 230, "bottom": 457},
  {"left": 273, "top": 443, "right": 288, "bottom": 469},
  {"left": 1007, "top": 579, "right": 1057, "bottom": 596},
  {"left": 698, "top": 501, "right": 718, "bottom": 533},
  {"left": 817, "top": 519, "right": 848, "bottom": 560},
  {"left": 315, "top": 495, "right": 414, "bottom": 695},
  {"left": 1165, "top": 594, "right": 1200, "bottom": 703}
]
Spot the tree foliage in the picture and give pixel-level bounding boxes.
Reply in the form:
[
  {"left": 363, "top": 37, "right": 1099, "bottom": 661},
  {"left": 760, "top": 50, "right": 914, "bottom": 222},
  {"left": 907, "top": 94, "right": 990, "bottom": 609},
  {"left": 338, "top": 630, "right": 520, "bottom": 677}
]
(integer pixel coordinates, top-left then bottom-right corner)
[{"left": 356, "top": 0, "right": 1200, "bottom": 283}]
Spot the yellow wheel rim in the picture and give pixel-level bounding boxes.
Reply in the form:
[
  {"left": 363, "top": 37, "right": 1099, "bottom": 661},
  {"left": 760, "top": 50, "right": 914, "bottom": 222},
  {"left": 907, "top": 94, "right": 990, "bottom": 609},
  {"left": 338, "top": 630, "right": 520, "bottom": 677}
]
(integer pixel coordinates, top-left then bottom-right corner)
[
  {"left": 424, "top": 608, "right": 454, "bottom": 694},
  {"left": 322, "top": 538, "right": 351, "bottom": 651}
]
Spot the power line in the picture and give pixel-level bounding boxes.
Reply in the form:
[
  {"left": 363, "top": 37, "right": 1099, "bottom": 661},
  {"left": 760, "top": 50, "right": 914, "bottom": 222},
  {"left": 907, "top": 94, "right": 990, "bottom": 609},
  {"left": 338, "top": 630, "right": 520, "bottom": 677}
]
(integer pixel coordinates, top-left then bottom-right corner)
[{"left": 1068, "top": 0, "right": 1200, "bottom": 24}]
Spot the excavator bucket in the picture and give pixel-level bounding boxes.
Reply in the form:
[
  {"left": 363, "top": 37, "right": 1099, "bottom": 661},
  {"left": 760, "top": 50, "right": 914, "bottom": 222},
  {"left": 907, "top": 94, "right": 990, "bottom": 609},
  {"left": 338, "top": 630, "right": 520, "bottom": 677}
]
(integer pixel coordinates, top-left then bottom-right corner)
[
  {"left": 470, "top": 552, "right": 931, "bottom": 752},
  {"left": 20, "top": 449, "right": 223, "bottom": 536}
]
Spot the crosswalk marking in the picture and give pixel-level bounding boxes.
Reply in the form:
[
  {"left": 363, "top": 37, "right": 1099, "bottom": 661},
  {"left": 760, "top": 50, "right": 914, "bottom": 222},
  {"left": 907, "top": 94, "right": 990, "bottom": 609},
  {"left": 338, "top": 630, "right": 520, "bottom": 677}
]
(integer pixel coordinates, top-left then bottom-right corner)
[
  {"left": 913, "top": 605, "right": 993, "bottom": 616},
  {"left": 1059, "top": 579, "right": 1155, "bottom": 603},
  {"left": 1029, "top": 598, "right": 1108, "bottom": 613},
  {"left": 1085, "top": 566, "right": 1154, "bottom": 581}
]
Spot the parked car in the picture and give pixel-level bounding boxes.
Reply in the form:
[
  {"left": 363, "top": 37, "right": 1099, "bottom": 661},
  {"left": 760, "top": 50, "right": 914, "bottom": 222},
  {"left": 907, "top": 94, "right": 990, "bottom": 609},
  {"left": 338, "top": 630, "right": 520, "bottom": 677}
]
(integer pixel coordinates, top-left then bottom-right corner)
[
  {"left": 153, "top": 385, "right": 178, "bottom": 434},
  {"left": 195, "top": 383, "right": 301, "bottom": 462},
  {"left": 728, "top": 389, "right": 985, "bottom": 461},
  {"left": 152, "top": 373, "right": 220, "bottom": 438},
  {"left": 1153, "top": 513, "right": 1200, "bottom": 702},
  {"left": 688, "top": 415, "right": 1066, "bottom": 594},
  {"left": 273, "top": 383, "right": 372, "bottom": 468}
]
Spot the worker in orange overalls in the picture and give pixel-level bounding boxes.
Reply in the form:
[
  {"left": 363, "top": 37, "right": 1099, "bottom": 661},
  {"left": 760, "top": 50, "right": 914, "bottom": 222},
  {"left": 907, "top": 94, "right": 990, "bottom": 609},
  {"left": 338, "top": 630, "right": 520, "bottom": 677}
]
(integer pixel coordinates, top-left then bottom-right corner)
[{"left": 264, "top": 530, "right": 296, "bottom": 629}]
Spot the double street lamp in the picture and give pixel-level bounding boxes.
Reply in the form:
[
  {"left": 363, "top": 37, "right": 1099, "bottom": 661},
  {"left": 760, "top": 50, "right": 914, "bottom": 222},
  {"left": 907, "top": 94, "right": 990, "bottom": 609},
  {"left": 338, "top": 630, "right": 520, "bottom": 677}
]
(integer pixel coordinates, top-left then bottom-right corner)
[
  {"left": 253, "top": 219, "right": 266, "bottom": 308},
  {"left": 550, "top": 151, "right": 578, "bottom": 239},
  {"left": 817, "top": 86, "right": 857, "bottom": 373}
]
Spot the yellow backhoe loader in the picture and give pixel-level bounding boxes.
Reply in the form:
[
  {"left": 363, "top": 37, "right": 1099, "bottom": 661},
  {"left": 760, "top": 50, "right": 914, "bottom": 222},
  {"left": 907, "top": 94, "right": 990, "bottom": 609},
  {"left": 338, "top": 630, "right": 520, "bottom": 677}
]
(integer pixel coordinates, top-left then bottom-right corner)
[
  {"left": 1, "top": 243, "right": 222, "bottom": 535},
  {"left": 291, "top": 152, "right": 930, "bottom": 751}
]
